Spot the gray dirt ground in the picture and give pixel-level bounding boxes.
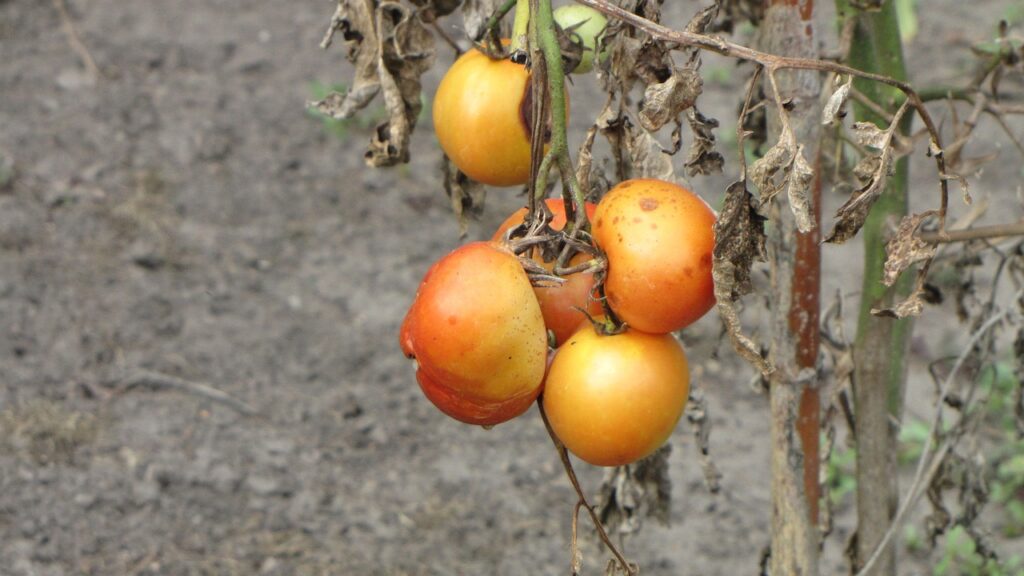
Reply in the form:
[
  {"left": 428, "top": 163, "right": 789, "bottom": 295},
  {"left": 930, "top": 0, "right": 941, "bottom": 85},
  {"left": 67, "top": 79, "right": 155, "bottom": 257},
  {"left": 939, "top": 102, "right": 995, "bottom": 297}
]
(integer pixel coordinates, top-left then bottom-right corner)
[{"left": 1, "top": 1, "right": 1022, "bottom": 575}]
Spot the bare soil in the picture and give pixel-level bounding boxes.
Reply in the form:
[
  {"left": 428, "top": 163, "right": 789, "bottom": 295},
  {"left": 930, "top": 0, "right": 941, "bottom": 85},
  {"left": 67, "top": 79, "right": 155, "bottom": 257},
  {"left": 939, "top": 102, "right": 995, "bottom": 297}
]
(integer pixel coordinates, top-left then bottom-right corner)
[{"left": 1, "top": 1, "right": 1021, "bottom": 575}]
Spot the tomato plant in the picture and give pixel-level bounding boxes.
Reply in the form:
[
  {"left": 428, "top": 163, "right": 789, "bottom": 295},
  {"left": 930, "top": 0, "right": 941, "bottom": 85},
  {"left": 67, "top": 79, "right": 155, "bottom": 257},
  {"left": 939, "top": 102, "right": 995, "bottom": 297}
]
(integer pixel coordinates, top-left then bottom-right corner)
[
  {"left": 493, "top": 199, "right": 602, "bottom": 345},
  {"left": 433, "top": 47, "right": 534, "bottom": 187},
  {"left": 400, "top": 242, "right": 548, "bottom": 425},
  {"left": 593, "top": 178, "right": 717, "bottom": 334},
  {"left": 542, "top": 321, "right": 691, "bottom": 467}
]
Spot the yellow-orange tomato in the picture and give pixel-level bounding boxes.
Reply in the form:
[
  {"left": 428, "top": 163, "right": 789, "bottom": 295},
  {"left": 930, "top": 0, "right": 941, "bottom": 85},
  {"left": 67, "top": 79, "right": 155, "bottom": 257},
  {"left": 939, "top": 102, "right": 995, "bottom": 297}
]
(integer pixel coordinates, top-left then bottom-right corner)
[
  {"left": 542, "top": 322, "right": 690, "bottom": 466},
  {"left": 400, "top": 242, "right": 547, "bottom": 426},
  {"left": 492, "top": 199, "right": 601, "bottom": 345},
  {"left": 593, "top": 179, "right": 716, "bottom": 334}
]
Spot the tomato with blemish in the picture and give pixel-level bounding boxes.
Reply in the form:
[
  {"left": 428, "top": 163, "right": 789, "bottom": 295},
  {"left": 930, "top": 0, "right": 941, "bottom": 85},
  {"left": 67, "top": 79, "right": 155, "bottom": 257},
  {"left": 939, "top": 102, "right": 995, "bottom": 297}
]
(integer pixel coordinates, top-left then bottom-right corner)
[{"left": 592, "top": 179, "right": 716, "bottom": 334}]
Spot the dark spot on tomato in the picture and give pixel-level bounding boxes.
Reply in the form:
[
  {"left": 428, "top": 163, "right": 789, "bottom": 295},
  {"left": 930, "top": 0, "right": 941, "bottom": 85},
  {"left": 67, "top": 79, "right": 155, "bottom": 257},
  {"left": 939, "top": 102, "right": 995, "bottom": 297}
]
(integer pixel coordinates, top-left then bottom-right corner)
[
  {"left": 632, "top": 217, "right": 641, "bottom": 223},
  {"left": 684, "top": 267, "right": 694, "bottom": 278},
  {"left": 448, "top": 315, "right": 458, "bottom": 325},
  {"left": 701, "top": 253, "right": 712, "bottom": 266},
  {"left": 613, "top": 216, "right": 620, "bottom": 224},
  {"left": 640, "top": 198, "right": 659, "bottom": 211},
  {"left": 596, "top": 218, "right": 603, "bottom": 228},
  {"left": 651, "top": 223, "right": 658, "bottom": 230}
]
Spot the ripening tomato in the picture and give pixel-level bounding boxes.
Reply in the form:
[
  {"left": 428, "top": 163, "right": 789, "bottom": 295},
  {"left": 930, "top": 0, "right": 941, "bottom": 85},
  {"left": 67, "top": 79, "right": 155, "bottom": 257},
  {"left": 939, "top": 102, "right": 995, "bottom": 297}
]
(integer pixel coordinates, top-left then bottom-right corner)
[
  {"left": 433, "top": 48, "right": 533, "bottom": 187},
  {"left": 400, "top": 242, "right": 548, "bottom": 425},
  {"left": 542, "top": 322, "right": 690, "bottom": 466},
  {"left": 492, "top": 199, "right": 601, "bottom": 345},
  {"left": 593, "top": 179, "right": 716, "bottom": 334}
]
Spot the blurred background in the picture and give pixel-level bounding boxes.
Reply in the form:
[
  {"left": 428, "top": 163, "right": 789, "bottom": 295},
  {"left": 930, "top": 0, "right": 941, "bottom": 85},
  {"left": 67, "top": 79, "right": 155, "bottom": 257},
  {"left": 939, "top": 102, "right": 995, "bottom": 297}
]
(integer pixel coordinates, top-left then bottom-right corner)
[{"left": 1, "top": 0, "right": 1022, "bottom": 574}]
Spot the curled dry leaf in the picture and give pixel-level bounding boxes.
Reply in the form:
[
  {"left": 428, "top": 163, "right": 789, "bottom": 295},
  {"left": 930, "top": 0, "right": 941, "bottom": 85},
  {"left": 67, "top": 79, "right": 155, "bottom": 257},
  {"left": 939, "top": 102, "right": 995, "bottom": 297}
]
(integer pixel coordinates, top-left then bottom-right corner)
[
  {"left": 821, "top": 76, "right": 852, "bottom": 125},
  {"left": 871, "top": 290, "right": 926, "bottom": 319},
  {"left": 749, "top": 128, "right": 816, "bottom": 233},
  {"left": 713, "top": 180, "right": 772, "bottom": 376},
  {"left": 315, "top": 1, "right": 436, "bottom": 167},
  {"left": 638, "top": 68, "right": 703, "bottom": 132},
  {"left": 463, "top": 0, "right": 509, "bottom": 44},
  {"left": 685, "top": 384, "right": 722, "bottom": 493},
  {"left": 597, "top": 445, "right": 672, "bottom": 536},
  {"left": 685, "top": 108, "right": 725, "bottom": 176},
  {"left": 441, "top": 154, "right": 486, "bottom": 237},
  {"left": 882, "top": 211, "right": 938, "bottom": 287},
  {"left": 825, "top": 117, "right": 915, "bottom": 244}
]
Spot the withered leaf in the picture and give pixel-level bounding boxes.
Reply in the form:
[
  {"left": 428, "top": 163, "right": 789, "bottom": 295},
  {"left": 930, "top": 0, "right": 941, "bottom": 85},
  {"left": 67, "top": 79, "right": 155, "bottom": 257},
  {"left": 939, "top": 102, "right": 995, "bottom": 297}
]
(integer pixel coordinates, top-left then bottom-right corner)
[
  {"left": 825, "top": 120, "right": 903, "bottom": 243},
  {"left": 686, "top": 3, "right": 720, "bottom": 34},
  {"left": 822, "top": 77, "right": 852, "bottom": 125},
  {"left": 463, "top": 0, "right": 508, "bottom": 43},
  {"left": 749, "top": 135, "right": 794, "bottom": 205},
  {"left": 871, "top": 290, "right": 926, "bottom": 319},
  {"left": 442, "top": 154, "right": 486, "bottom": 237},
  {"left": 882, "top": 211, "right": 938, "bottom": 287},
  {"left": 787, "top": 145, "right": 816, "bottom": 233},
  {"left": 851, "top": 120, "right": 889, "bottom": 150},
  {"left": 713, "top": 180, "right": 772, "bottom": 376},
  {"left": 314, "top": 1, "right": 436, "bottom": 167},
  {"left": 684, "top": 108, "right": 724, "bottom": 176},
  {"left": 598, "top": 445, "right": 672, "bottom": 535},
  {"left": 638, "top": 68, "right": 703, "bottom": 132}
]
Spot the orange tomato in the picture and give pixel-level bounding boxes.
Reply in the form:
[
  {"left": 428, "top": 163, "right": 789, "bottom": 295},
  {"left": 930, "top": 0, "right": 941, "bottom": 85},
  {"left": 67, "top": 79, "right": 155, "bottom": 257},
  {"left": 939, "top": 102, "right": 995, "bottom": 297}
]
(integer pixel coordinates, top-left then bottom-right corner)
[
  {"left": 400, "top": 242, "right": 548, "bottom": 425},
  {"left": 433, "top": 48, "right": 533, "bottom": 187},
  {"left": 592, "top": 179, "right": 716, "bottom": 334},
  {"left": 542, "top": 322, "right": 690, "bottom": 466},
  {"left": 492, "top": 199, "right": 601, "bottom": 345}
]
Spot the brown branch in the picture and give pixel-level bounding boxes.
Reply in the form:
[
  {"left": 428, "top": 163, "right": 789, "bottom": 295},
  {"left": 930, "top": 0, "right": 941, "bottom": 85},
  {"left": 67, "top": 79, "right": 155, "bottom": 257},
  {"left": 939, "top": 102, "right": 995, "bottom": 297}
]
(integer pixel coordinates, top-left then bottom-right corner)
[
  {"left": 918, "top": 221, "right": 1024, "bottom": 244},
  {"left": 537, "top": 399, "right": 636, "bottom": 575}
]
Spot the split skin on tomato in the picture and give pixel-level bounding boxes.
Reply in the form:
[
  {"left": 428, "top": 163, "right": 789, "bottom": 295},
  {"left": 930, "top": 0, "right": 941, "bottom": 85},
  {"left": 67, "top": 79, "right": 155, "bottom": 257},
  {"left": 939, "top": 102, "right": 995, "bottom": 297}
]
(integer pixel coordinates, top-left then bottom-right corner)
[
  {"left": 492, "top": 199, "right": 601, "bottom": 346},
  {"left": 593, "top": 178, "right": 716, "bottom": 334},
  {"left": 400, "top": 242, "right": 548, "bottom": 426},
  {"left": 542, "top": 322, "right": 690, "bottom": 467},
  {"left": 433, "top": 47, "right": 567, "bottom": 187}
]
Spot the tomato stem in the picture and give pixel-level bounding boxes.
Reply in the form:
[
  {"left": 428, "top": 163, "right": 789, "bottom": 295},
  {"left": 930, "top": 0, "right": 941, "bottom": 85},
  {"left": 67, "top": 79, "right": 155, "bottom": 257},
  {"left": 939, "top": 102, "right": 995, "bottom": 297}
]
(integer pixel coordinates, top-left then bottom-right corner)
[
  {"left": 537, "top": 398, "right": 636, "bottom": 575},
  {"left": 510, "top": 0, "right": 530, "bottom": 53}
]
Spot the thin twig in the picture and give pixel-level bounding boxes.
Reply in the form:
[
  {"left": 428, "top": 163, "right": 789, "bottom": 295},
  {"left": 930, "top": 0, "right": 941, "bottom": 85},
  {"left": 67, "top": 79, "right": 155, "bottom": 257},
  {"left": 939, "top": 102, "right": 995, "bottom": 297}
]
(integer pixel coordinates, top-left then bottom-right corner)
[
  {"left": 52, "top": 0, "right": 100, "bottom": 79},
  {"left": 113, "top": 370, "right": 258, "bottom": 416},
  {"left": 538, "top": 399, "right": 636, "bottom": 575},
  {"left": 431, "top": 21, "right": 462, "bottom": 54},
  {"left": 853, "top": 296, "right": 1021, "bottom": 576},
  {"left": 919, "top": 221, "right": 1024, "bottom": 244}
]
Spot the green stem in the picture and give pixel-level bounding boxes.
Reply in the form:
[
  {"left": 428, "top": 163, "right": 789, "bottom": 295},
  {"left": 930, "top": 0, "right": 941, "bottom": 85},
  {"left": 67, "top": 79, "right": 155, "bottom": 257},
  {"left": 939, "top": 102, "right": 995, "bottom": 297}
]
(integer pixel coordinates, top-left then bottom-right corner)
[
  {"left": 836, "top": 1, "right": 912, "bottom": 575},
  {"left": 478, "top": 0, "right": 517, "bottom": 45},
  {"left": 528, "top": 0, "right": 588, "bottom": 235},
  {"left": 510, "top": 0, "right": 530, "bottom": 53}
]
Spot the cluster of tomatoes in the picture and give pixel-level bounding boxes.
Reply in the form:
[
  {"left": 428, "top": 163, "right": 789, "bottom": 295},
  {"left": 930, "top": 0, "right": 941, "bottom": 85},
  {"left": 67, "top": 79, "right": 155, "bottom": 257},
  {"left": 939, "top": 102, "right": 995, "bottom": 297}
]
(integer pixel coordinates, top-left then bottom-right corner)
[{"left": 401, "top": 9, "right": 716, "bottom": 468}]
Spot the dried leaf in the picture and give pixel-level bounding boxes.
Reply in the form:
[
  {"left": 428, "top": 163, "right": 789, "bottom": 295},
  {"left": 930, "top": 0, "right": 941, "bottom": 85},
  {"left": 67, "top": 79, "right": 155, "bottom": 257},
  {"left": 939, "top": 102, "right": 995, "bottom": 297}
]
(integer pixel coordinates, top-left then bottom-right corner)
[
  {"left": 686, "top": 3, "right": 720, "bottom": 34},
  {"left": 461, "top": 0, "right": 507, "bottom": 42},
  {"left": 713, "top": 180, "right": 771, "bottom": 376},
  {"left": 685, "top": 384, "right": 722, "bottom": 492},
  {"left": 825, "top": 142, "right": 895, "bottom": 244},
  {"left": 871, "top": 291, "right": 926, "bottom": 318},
  {"left": 882, "top": 211, "right": 938, "bottom": 287},
  {"left": 749, "top": 136, "right": 794, "bottom": 205},
  {"left": 822, "top": 77, "right": 852, "bottom": 125},
  {"left": 598, "top": 445, "right": 672, "bottom": 535},
  {"left": 851, "top": 121, "right": 890, "bottom": 149},
  {"left": 684, "top": 108, "right": 724, "bottom": 176},
  {"left": 442, "top": 155, "right": 486, "bottom": 237},
  {"left": 638, "top": 68, "right": 703, "bottom": 132},
  {"left": 787, "top": 145, "right": 815, "bottom": 233},
  {"left": 315, "top": 1, "right": 436, "bottom": 167}
]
